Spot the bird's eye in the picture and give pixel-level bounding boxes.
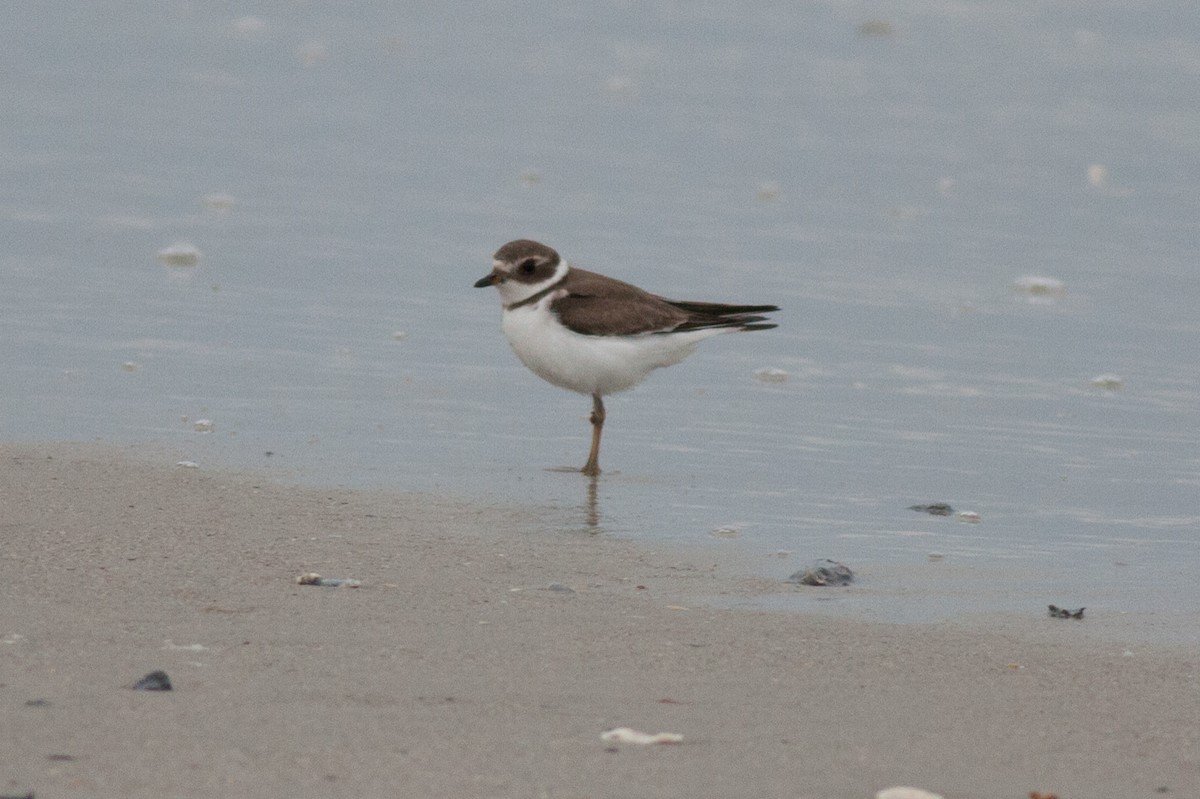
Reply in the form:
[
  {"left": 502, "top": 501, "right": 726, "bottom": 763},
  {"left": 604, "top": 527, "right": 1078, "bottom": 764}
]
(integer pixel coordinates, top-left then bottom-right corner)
[{"left": 518, "top": 259, "right": 537, "bottom": 275}]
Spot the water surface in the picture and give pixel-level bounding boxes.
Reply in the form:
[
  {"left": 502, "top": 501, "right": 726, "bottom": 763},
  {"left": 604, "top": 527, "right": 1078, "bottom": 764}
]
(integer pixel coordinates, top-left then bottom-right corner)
[{"left": 3, "top": 2, "right": 1198, "bottom": 643}]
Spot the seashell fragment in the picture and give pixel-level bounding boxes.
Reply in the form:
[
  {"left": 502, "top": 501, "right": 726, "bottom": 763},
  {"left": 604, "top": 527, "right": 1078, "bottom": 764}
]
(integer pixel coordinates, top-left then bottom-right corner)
[
  {"left": 600, "top": 727, "right": 683, "bottom": 745},
  {"left": 296, "top": 572, "right": 362, "bottom": 588},
  {"left": 157, "top": 242, "right": 201, "bottom": 266},
  {"left": 1013, "top": 275, "right": 1066, "bottom": 299},
  {"left": 752, "top": 367, "right": 789, "bottom": 383},
  {"left": 875, "top": 788, "right": 945, "bottom": 799}
]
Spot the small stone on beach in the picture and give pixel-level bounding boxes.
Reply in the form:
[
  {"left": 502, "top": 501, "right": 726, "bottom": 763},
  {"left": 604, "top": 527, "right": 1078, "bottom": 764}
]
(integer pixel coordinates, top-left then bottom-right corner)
[
  {"left": 1048, "top": 605, "right": 1085, "bottom": 620},
  {"left": 909, "top": 503, "right": 954, "bottom": 516},
  {"left": 132, "top": 670, "right": 172, "bottom": 691},
  {"left": 787, "top": 559, "right": 853, "bottom": 587}
]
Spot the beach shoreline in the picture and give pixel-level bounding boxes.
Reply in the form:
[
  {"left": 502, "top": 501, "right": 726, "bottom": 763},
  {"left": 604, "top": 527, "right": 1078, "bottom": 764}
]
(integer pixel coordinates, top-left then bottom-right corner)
[{"left": 3, "top": 442, "right": 1196, "bottom": 798}]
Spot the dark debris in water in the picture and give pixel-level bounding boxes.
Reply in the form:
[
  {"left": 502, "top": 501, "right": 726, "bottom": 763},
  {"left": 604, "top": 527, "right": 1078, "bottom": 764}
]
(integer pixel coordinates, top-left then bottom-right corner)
[
  {"left": 132, "top": 670, "right": 173, "bottom": 691},
  {"left": 908, "top": 503, "right": 954, "bottom": 516},
  {"left": 1048, "top": 605, "right": 1085, "bottom": 620},
  {"left": 787, "top": 559, "right": 854, "bottom": 587}
]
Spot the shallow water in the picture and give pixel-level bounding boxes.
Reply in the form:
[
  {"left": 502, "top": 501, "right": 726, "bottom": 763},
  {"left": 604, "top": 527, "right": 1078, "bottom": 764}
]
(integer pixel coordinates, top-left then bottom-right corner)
[{"left": 3, "top": 2, "right": 1198, "bottom": 643}]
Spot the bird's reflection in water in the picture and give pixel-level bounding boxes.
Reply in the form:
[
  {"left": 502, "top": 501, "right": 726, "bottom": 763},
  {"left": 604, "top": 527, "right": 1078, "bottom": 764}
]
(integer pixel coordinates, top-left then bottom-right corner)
[
  {"left": 548, "top": 467, "right": 605, "bottom": 532},
  {"left": 585, "top": 473, "right": 600, "bottom": 530}
]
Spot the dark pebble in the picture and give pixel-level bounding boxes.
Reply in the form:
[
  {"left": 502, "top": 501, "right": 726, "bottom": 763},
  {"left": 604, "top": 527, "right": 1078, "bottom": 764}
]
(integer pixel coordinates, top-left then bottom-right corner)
[
  {"left": 908, "top": 503, "right": 954, "bottom": 516},
  {"left": 1047, "top": 604, "right": 1085, "bottom": 620},
  {"left": 132, "top": 670, "right": 173, "bottom": 691},
  {"left": 787, "top": 559, "right": 854, "bottom": 587}
]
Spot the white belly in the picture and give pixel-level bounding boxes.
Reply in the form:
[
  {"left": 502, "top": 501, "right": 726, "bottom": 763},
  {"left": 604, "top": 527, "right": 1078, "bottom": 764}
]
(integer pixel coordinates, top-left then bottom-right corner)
[{"left": 499, "top": 302, "right": 724, "bottom": 396}]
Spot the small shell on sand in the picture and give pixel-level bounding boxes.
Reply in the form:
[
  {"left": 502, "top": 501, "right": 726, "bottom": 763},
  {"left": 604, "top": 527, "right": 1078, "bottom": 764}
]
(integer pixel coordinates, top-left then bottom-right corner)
[
  {"left": 875, "top": 788, "right": 945, "bottom": 799},
  {"left": 600, "top": 727, "right": 683, "bottom": 745},
  {"left": 754, "top": 181, "right": 782, "bottom": 202},
  {"left": 157, "top": 242, "right": 201, "bottom": 266},
  {"left": 297, "top": 572, "right": 362, "bottom": 588},
  {"left": 1012, "top": 275, "right": 1065, "bottom": 298},
  {"left": 230, "top": 15, "right": 267, "bottom": 37},
  {"left": 858, "top": 19, "right": 895, "bottom": 37},
  {"left": 752, "top": 367, "right": 789, "bottom": 383},
  {"left": 202, "top": 192, "right": 237, "bottom": 210}
]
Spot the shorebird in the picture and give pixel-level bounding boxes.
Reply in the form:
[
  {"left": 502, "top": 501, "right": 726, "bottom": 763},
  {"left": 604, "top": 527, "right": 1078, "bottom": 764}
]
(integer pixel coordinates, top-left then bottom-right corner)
[{"left": 475, "top": 239, "right": 778, "bottom": 475}]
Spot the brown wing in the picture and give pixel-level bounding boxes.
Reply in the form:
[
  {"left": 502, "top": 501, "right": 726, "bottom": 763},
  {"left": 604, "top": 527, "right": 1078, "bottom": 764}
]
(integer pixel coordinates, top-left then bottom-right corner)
[
  {"left": 550, "top": 268, "right": 779, "bottom": 337},
  {"left": 550, "top": 269, "right": 690, "bottom": 336}
]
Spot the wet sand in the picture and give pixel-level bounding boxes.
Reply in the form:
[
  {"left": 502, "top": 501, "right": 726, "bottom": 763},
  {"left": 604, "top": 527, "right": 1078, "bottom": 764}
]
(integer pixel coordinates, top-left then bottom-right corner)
[{"left": 3, "top": 443, "right": 1196, "bottom": 798}]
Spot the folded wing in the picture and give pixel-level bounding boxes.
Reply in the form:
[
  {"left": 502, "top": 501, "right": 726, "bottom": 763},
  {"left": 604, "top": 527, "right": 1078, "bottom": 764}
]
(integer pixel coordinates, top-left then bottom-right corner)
[{"left": 550, "top": 268, "right": 778, "bottom": 337}]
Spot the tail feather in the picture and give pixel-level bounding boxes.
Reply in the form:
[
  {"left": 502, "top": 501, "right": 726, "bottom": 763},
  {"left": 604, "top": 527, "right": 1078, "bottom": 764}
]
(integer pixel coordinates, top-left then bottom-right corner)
[
  {"left": 668, "top": 300, "right": 780, "bottom": 317},
  {"left": 659, "top": 300, "right": 779, "bottom": 334}
]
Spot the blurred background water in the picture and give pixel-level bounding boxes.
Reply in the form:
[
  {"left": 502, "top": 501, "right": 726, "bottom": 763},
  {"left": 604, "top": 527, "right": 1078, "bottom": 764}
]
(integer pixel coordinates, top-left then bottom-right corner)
[{"left": 3, "top": 2, "right": 1197, "bottom": 643}]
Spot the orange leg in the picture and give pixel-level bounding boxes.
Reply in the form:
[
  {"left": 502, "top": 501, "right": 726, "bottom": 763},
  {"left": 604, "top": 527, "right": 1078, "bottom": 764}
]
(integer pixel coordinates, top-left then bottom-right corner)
[{"left": 582, "top": 394, "right": 605, "bottom": 476}]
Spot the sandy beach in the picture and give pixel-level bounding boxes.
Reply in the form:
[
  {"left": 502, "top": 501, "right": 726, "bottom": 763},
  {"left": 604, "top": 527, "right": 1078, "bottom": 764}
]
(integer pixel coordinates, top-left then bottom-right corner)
[{"left": 2, "top": 443, "right": 1196, "bottom": 798}]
